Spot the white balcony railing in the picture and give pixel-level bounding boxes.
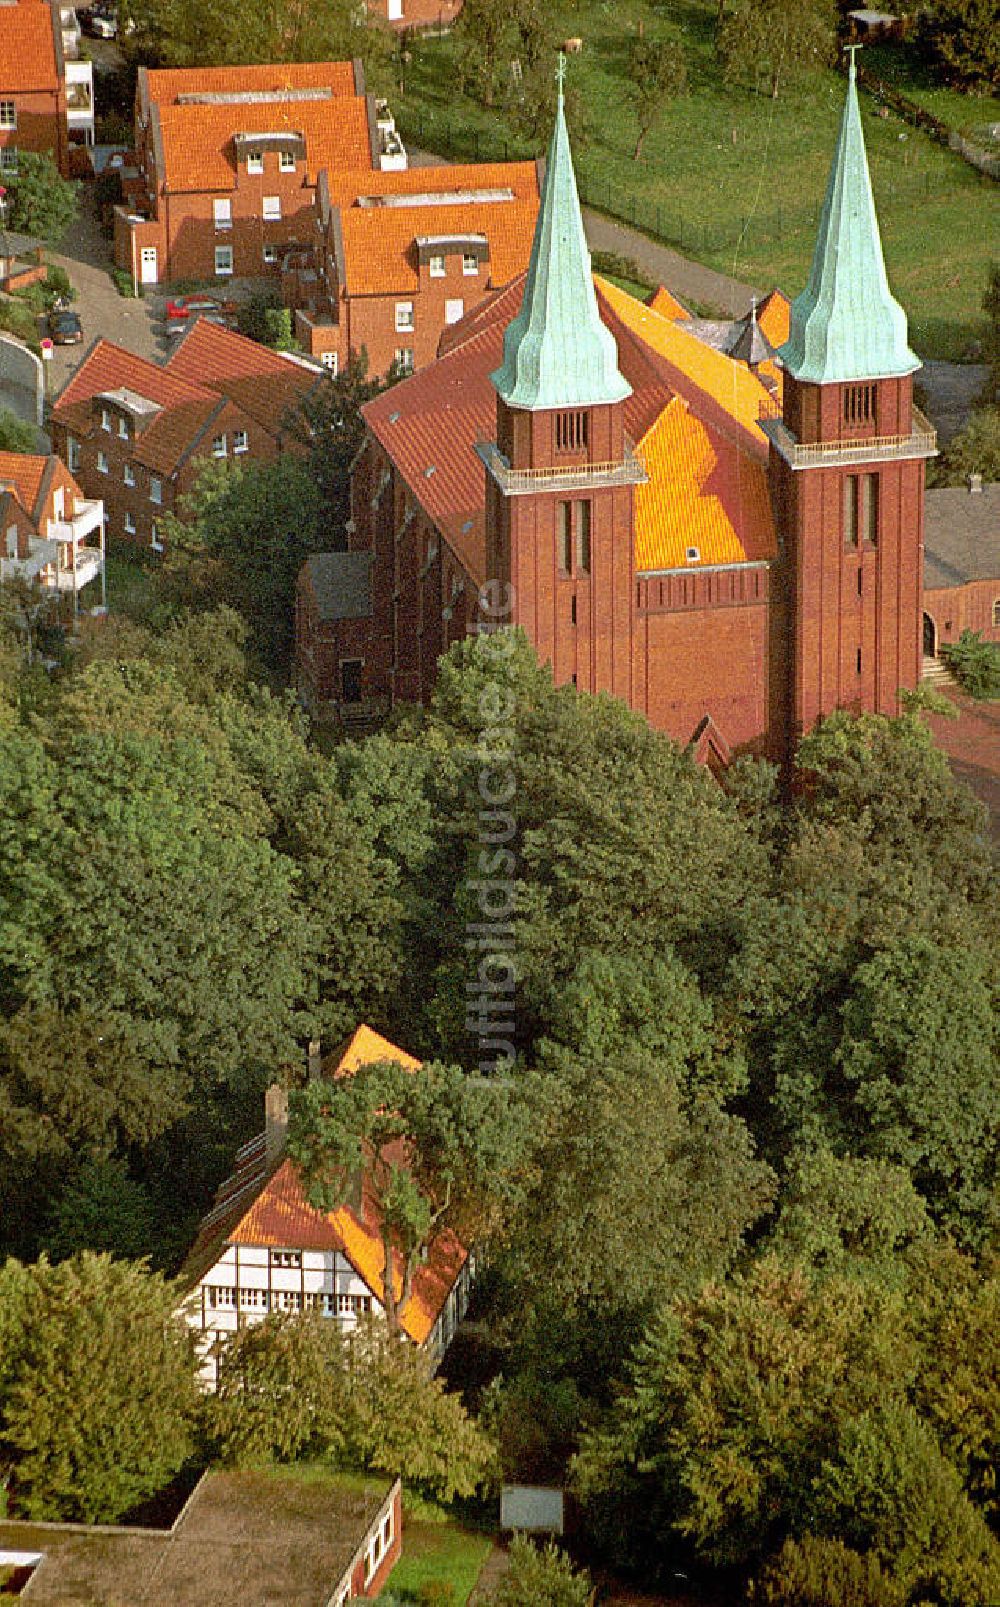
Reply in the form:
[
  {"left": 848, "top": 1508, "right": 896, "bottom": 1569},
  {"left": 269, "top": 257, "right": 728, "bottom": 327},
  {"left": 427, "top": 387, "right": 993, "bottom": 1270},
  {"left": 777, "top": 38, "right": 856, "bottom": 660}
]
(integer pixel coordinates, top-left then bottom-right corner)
[
  {"left": 476, "top": 438, "right": 648, "bottom": 495},
  {"left": 760, "top": 408, "right": 937, "bottom": 470},
  {"left": 47, "top": 499, "right": 104, "bottom": 546}
]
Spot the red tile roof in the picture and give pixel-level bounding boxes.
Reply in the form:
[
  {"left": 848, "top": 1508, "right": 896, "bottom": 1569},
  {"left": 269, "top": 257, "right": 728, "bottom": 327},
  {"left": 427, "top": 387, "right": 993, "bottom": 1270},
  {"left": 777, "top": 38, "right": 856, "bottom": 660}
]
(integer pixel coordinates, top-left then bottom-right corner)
[
  {"left": 182, "top": 1025, "right": 468, "bottom": 1348},
  {"left": 52, "top": 330, "right": 319, "bottom": 475},
  {"left": 0, "top": 4, "right": 58, "bottom": 94},
  {"left": 144, "top": 61, "right": 360, "bottom": 107},
  {"left": 154, "top": 96, "right": 372, "bottom": 193},
  {"left": 0, "top": 451, "right": 49, "bottom": 522},
  {"left": 326, "top": 161, "right": 541, "bottom": 297}
]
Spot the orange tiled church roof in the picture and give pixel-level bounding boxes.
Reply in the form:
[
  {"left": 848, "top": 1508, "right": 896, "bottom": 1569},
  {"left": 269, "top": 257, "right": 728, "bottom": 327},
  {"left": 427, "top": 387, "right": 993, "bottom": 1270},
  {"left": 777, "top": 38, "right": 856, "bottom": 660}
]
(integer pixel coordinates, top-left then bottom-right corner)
[
  {"left": 182, "top": 1026, "right": 467, "bottom": 1348},
  {"left": 364, "top": 270, "right": 777, "bottom": 577}
]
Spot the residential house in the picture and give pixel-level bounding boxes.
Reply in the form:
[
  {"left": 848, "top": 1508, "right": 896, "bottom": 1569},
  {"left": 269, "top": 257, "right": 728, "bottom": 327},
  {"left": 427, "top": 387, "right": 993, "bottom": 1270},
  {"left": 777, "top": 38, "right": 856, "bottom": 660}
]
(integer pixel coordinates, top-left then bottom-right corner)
[
  {"left": 367, "top": 0, "right": 464, "bottom": 29},
  {"left": 0, "top": 1469, "right": 401, "bottom": 1604},
  {"left": 296, "top": 63, "right": 940, "bottom": 765},
  {"left": 0, "top": 0, "right": 94, "bottom": 180},
  {"left": 288, "top": 158, "right": 542, "bottom": 375},
  {"left": 922, "top": 480, "right": 1000, "bottom": 657},
  {"left": 181, "top": 1025, "right": 474, "bottom": 1388},
  {"left": 114, "top": 60, "right": 406, "bottom": 288},
  {"left": 0, "top": 448, "right": 104, "bottom": 612},
  {"left": 49, "top": 318, "right": 324, "bottom": 551}
]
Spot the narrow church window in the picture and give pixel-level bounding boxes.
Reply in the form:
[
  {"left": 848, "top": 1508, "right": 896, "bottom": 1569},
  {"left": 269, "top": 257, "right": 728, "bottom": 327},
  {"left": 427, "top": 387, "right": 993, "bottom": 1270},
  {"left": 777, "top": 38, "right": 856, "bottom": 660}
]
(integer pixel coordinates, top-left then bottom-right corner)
[
  {"left": 861, "top": 474, "right": 879, "bottom": 546},
  {"left": 993, "top": 600, "right": 1000, "bottom": 628},
  {"left": 576, "top": 501, "right": 592, "bottom": 572},
  {"left": 856, "top": 648, "right": 862, "bottom": 675},
  {"left": 843, "top": 384, "right": 877, "bottom": 430},
  {"left": 843, "top": 476, "right": 858, "bottom": 546},
  {"left": 555, "top": 411, "right": 588, "bottom": 452},
  {"left": 570, "top": 595, "right": 577, "bottom": 625},
  {"left": 557, "top": 502, "right": 572, "bottom": 572}
]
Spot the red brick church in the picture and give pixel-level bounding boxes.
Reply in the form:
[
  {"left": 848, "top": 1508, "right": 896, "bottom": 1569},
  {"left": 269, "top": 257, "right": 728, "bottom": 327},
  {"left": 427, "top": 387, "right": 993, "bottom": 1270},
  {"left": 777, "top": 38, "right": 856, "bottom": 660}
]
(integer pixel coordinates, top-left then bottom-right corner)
[{"left": 296, "top": 59, "right": 938, "bottom": 763}]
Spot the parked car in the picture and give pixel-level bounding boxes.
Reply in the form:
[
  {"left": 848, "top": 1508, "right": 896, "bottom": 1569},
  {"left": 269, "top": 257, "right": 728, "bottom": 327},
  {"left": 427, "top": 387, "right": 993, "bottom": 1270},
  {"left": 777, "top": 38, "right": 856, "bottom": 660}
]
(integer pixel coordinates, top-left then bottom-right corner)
[
  {"left": 164, "top": 294, "right": 221, "bottom": 321},
  {"left": 81, "top": 6, "right": 118, "bottom": 36},
  {"left": 47, "top": 309, "right": 83, "bottom": 345}
]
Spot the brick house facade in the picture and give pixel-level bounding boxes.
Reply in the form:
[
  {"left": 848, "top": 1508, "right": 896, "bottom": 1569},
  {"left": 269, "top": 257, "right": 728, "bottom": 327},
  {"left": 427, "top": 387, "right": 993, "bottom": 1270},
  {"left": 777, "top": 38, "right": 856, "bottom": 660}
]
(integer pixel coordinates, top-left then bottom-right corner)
[
  {"left": 0, "top": 0, "right": 94, "bottom": 178},
  {"left": 288, "top": 160, "right": 541, "bottom": 375},
  {"left": 115, "top": 60, "right": 399, "bottom": 289},
  {"left": 0, "top": 448, "right": 104, "bottom": 605},
  {"left": 923, "top": 482, "right": 1000, "bottom": 656},
  {"left": 50, "top": 319, "right": 322, "bottom": 552}
]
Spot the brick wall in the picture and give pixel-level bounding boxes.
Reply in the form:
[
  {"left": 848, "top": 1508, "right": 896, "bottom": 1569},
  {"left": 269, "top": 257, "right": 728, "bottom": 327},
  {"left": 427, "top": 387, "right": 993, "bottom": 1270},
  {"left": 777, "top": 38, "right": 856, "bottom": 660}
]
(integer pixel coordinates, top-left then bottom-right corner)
[{"left": 925, "top": 579, "right": 1000, "bottom": 651}]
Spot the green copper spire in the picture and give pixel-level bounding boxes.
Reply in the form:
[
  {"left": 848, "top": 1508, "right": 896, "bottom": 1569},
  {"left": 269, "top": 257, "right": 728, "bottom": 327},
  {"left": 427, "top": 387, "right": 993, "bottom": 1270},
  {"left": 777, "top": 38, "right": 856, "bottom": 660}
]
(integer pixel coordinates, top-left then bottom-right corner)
[
  {"left": 779, "top": 53, "right": 918, "bottom": 384},
  {"left": 492, "top": 61, "right": 631, "bottom": 411}
]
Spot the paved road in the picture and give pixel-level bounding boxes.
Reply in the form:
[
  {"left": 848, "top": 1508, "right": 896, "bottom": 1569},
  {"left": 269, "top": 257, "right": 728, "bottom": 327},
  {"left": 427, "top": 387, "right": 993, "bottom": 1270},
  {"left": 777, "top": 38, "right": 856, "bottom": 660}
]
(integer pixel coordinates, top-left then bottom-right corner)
[{"left": 44, "top": 184, "right": 163, "bottom": 396}]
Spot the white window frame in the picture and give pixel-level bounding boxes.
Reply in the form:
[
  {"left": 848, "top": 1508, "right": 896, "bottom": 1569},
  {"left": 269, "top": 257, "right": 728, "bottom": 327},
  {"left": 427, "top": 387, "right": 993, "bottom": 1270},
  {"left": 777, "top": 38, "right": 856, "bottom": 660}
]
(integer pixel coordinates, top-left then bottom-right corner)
[
  {"left": 393, "top": 347, "right": 414, "bottom": 373},
  {"left": 0, "top": 102, "right": 16, "bottom": 131},
  {"left": 100, "top": 407, "right": 111, "bottom": 432},
  {"left": 96, "top": 450, "right": 108, "bottom": 474},
  {"left": 428, "top": 253, "right": 445, "bottom": 278},
  {"left": 321, "top": 350, "right": 338, "bottom": 372},
  {"left": 444, "top": 298, "right": 464, "bottom": 325},
  {"left": 150, "top": 476, "right": 162, "bottom": 505},
  {"left": 118, "top": 416, "right": 129, "bottom": 439},
  {"left": 233, "top": 429, "right": 248, "bottom": 454},
  {"left": 278, "top": 150, "right": 295, "bottom": 172},
  {"left": 262, "top": 195, "right": 281, "bottom": 221},
  {"left": 212, "top": 434, "right": 227, "bottom": 458},
  {"left": 394, "top": 301, "right": 414, "bottom": 333},
  {"left": 262, "top": 244, "right": 278, "bottom": 265},
  {"left": 124, "top": 511, "right": 136, "bottom": 534},
  {"left": 213, "top": 197, "right": 232, "bottom": 231},
  {"left": 67, "top": 436, "right": 80, "bottom": 472},
  {"left": 124, "top": 462, "right": 135, "bottom": 486},
  {"left": 214, "top": 244, "right": 233, "bottom": 276},
  {"left": 462, "top": 252, "right": 479, "bottom": 276},
  {"left": 246, "top": 151, "right": 263, "bottom": 174},
  {"left": 0, "top": 146, "right": 18, "bottom": 175},
  {"left": 151, "top": 520, "right": 163, "bottom": 552}
]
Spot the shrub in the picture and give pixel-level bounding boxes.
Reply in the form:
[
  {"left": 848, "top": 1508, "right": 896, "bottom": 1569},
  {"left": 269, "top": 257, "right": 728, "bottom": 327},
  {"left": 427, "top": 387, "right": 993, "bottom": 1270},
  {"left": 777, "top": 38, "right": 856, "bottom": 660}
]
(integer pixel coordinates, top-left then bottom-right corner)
[
  {"left": 110, "top": 266, "right": 142, "bottom": 298},
  {"left": 236, "top": 290, "right": 296, "bottom": 350},
  {"left": 749, "top": 1536, "right": 903, "bottom": 1606},
  {"left": 0, "top": 408, "right": 38, "bottom": 453},
  {"left": 488, "top": 1537, "right": 591, "bottom": 1607},
  {"left": 941, "top": 629, "right": 1000, "bottom": 699},
  {"left": 0, "top": 296, "right": 41, "bottom": 351}
]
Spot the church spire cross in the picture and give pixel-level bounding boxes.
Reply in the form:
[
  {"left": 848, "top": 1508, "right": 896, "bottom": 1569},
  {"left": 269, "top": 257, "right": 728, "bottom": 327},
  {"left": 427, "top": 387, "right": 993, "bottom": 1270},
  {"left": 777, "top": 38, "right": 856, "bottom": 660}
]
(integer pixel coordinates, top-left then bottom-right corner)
[
  {"left": 778, "top": 48, "right": 918, "bottom": 384},
  {"left": 490, "top": 51, "right": 630, "bottom": 411}
]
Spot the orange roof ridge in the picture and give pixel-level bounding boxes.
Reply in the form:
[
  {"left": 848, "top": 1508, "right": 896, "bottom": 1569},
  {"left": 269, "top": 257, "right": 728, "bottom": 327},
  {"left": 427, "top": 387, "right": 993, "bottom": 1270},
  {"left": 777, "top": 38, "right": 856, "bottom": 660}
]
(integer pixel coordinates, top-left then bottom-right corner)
[
  {"left": 327, "top": 1024, "right": 423, "bottom": 1079},
  {"left": 595, "top": 276, "right": 774, "bottom": 459},
  {"left": 166, "top": 317, "right": 315, "bottom": 386},
  {"left": 647, "top": 285, "right": 689, "bottom": 320},
  {"left": 144, "top": 61, "right": 359, "bottom": 107}
]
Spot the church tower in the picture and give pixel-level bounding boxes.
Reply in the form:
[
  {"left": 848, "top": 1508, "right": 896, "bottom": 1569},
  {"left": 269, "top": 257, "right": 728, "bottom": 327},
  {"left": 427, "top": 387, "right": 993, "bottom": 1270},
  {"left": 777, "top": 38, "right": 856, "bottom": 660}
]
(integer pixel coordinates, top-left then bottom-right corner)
[
  {"left": 479, "top": 68, "right": 645, "bottom": 697},
  {"left": 766, "top": 52, "right": 936, "bottom": 747}
]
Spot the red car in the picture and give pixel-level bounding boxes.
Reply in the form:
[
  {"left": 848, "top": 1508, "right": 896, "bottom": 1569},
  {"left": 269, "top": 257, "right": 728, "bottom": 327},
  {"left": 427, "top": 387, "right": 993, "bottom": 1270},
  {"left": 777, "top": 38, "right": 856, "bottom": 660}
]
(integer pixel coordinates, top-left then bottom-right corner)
[{"left": 164, "top": 295, "right": 222, "bottom": 321}]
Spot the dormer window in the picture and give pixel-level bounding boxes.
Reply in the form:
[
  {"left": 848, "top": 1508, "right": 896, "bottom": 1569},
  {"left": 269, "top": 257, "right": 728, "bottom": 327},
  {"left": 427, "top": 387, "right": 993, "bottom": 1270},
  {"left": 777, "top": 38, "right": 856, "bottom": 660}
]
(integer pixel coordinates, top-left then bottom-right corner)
[
  {"left": 118, "top": 417, "right": 129, "bottom": 440},
  {"left": 462, "top": 252, "right": 479, "bottom": 276},
  {"left": 279, "top": 150, "right": 295, "bottom": 172},
  {"left": 247, "top": 151, "right": 264, "bottom": 174},
  {"left": 428, "top": 254, "right": 446, "bottom": 277},
  {"left": 555, "top": 411, "right": 588, "bottom": 452},
  {"left": 100, "top": 407, "right": 111, "bottom": 432}
]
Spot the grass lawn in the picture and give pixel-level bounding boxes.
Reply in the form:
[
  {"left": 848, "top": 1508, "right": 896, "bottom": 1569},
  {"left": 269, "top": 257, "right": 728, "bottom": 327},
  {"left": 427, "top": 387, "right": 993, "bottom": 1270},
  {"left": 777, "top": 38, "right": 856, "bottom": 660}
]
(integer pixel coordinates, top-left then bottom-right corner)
[
  {"left": 384, "top": 1516, "right": 493, "bottom": 1604},
  {"left": 393, "top": 0, "right": 999, "bottom": 359}
]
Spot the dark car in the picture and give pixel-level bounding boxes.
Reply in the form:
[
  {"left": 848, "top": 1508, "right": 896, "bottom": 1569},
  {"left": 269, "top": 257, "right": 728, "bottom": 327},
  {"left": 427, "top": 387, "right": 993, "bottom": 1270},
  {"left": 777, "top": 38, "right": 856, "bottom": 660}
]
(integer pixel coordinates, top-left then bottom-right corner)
[{"left": 47, "top": 309, "right": 83, "bottom": 345}]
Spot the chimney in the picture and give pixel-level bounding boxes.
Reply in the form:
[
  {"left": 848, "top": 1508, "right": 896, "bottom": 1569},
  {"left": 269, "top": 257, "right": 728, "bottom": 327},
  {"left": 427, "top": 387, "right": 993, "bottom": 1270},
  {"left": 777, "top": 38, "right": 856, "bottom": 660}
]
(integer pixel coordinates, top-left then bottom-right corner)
[
  {"left": 969, "top": 472, "right": 983, "bottom": 494},
  {"left": 307, "top": 1038, "right": 322, "bottom": 1081},
  {"left": 264, "top": 1084, "right": 289, "bottom": 1169}
]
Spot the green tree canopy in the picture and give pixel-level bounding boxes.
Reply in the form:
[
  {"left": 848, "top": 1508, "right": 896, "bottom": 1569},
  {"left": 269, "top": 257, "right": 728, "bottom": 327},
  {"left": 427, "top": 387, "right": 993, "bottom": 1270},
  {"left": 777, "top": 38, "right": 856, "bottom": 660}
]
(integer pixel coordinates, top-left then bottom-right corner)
[
  {"left": 0, "top": 1253, "right": 198, "bottom": 1522},
  {"left": 3, "top": 152, "right": 77, "bottom": 242},
  {"left": 717, "top": 0, "right": 836, "bottom": 98},
  {"left": 487, "top": 1536, "right": 591, "bottom": 1607},
  {"left": 627, "top": 37, "right": 687, "bottom": 159},
  {"left": 0, "top": 409, "right": 37, "bottom": 454},
  {"left": 918, "top": 0, "right": 1000, "bottom": 92}
]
